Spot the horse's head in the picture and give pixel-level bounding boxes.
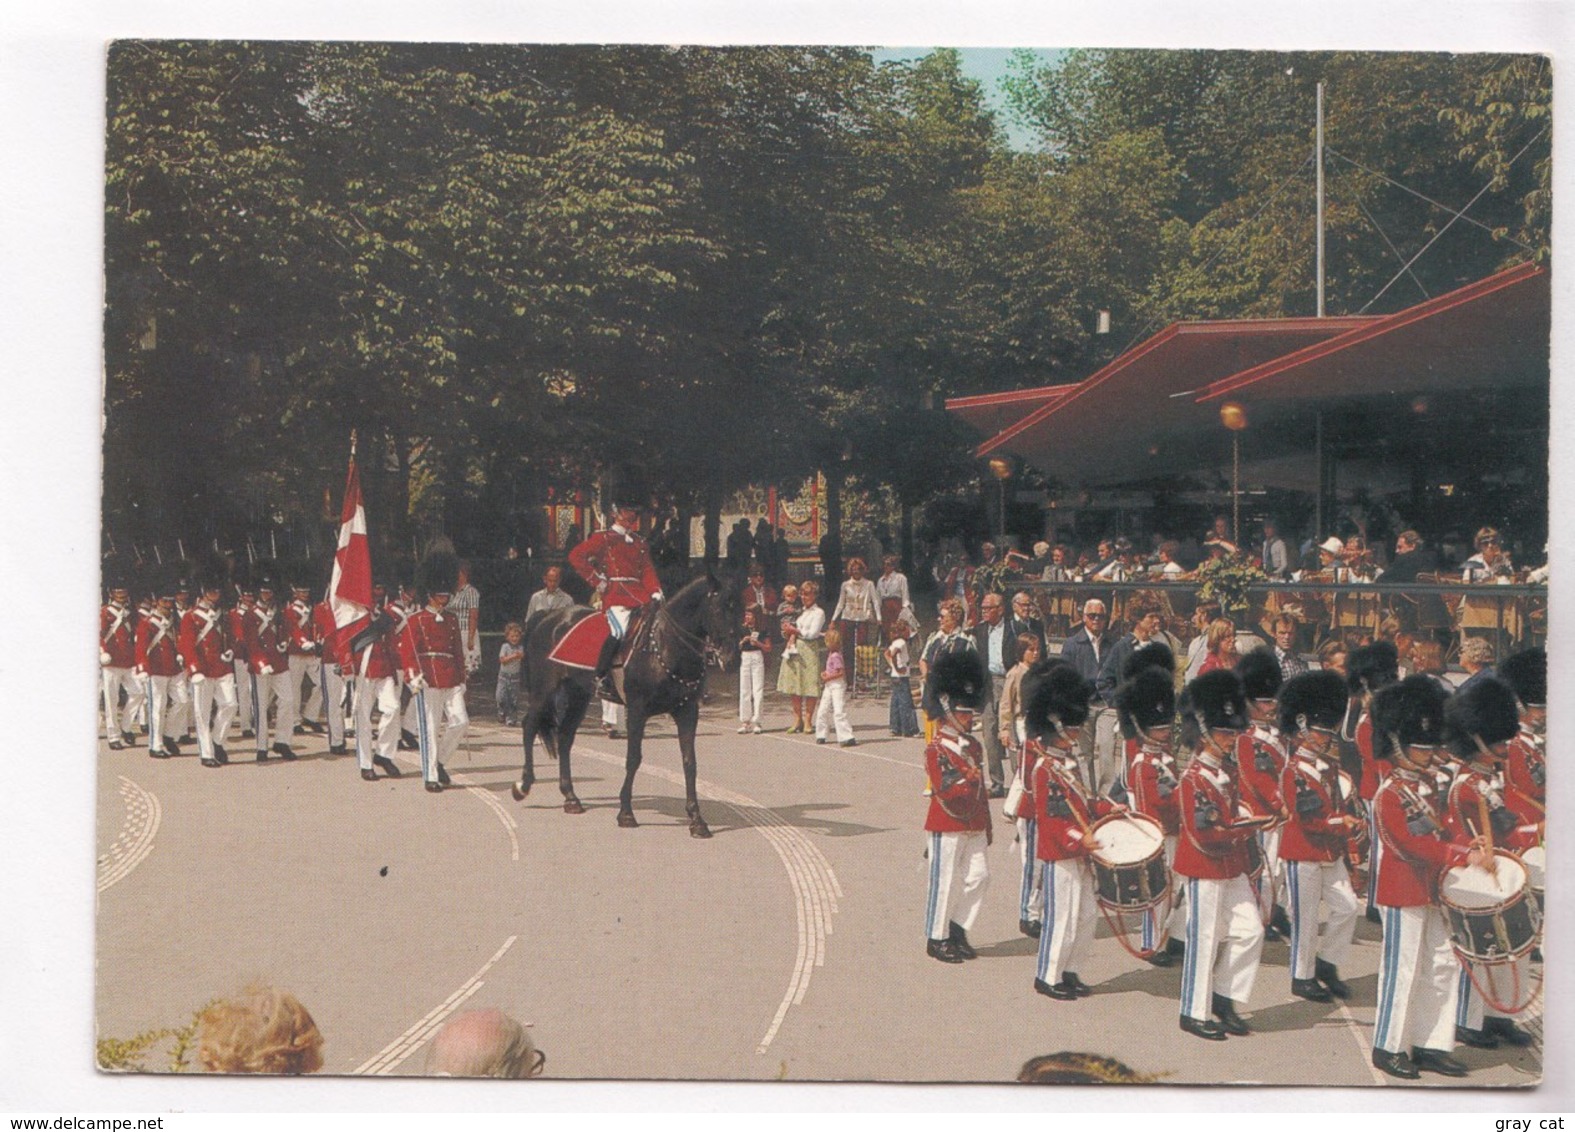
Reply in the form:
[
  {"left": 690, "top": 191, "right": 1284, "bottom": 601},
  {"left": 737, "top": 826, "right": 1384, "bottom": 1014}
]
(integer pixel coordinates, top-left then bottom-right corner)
[{"left": 701, "top": 566, "right": 744, "bottom": 670}]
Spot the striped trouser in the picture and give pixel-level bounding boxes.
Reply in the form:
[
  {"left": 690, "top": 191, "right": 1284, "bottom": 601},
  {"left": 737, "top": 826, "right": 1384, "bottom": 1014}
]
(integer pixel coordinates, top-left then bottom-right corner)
[
  {"left": 924, "top": 831, "right": 989, "bottom": 941},
  {"left": 1141, "top": 835, "right": 1187, "bottom": 952},
  {"left": 249, "top": 671, "right": 291, "bottom": 753},
  {"left": 1373, "top": 904, "right": 1459, "bottom": 1055},
  {"left": 286, "top": 654, "right": 315, "bottom": 733},
  {"left": 1036, "top": 858, "right": 1097, "bottom": 986},
  {"left": 412, "top": 684, "right": 468, "bottom": 784},
  {"left": 190, "top": 674, "right": 238, "bottom": 760},
  {"left": 1180, "top": 874, "right": 1264, "bottom": 1021},
  {"left": 164, "top": 672, "right": 191, "bottom": 738},
  {"left": 321, "top": 660, "right": 347, "bottom": 747},
  {"left": 102, "top": 666, "right": 145, "bottom": 738},
  {"left": 1016, "top": 816, "right": 1043, "bottom": 924},
  {"left": 353, "top": 675, "right": 402, "bottom": 770},
  {"left": 1365, "top": 808, "right": 1382, "bottom": 910},
  {"left": 1255, "top": 826, "right": 1285, "bottom": 923},
  {"left": 1285, "top": 858, "right": 1359, "bottom": 980},
  {"left": 233, "top": 659, "right": 253, "bottom": 735},
  {"left": 143, "top": 673, "right": 188, "bottom": 745},
  {"left": 1457, "top": 953, "right": 1531, "bottom": 1031}
]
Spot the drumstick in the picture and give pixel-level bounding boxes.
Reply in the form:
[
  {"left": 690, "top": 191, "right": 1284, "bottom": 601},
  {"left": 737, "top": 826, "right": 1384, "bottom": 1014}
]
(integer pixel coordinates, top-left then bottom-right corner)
[{"left": 1475, "top": 790, "right": 1499, "bottom": 876}]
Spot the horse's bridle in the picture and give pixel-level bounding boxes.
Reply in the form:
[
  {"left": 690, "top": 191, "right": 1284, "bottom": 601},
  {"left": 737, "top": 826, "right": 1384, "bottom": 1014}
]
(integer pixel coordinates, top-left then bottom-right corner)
[{"left": 648, "top": 599, "right": 712, "bottom": 700}]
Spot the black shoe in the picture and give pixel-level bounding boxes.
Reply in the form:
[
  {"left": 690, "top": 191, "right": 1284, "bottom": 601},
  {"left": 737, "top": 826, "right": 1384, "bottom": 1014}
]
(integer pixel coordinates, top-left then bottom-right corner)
[
  {"left": 927, "top": 938, "right": 964, "bottom": 964},
  {"left": 1372, "top": 1049, "right": 1420, "bottom": 1079},
  {"left": 213, "top": 744, "right": 228, "bottom": 765},
  {"left": 361, "top": 768, "right": 379, "bottom": 782},
  {"left": 163, "top": 741, "right": 180, "bottom": 757},
  {"left": 1212, "top": 995, "right": 1250, "bottom": 1035},
  {"left": 373, "top": 755, "right": 402, "bottom": 778},
  {"left": 437, "top": 763, "right": 452, "bottom": 786},
  {"left": 149, "top": 747, "right": 172, "bottom": 759},
  {"left": 425, "top": 780, "right": 444, "bottom": 794},
  {"left": 121, "top": 731, "right": 138, "bottom": 746},
  {"left": 988, "top": 785, "right": 1007, "bottom": 799},
  {"left": 1167, "top": 938, "right": 1186, "bottom": 958},
  {"left": 273, "top": 743, "right": 297, "bottom": 760},
  {"left": 1292, "top": 977, "right": 1334, "bottom": 1003},
  {"left": 1454, "top": 1025, "right": 1499, "bottom": 1050},
  {"left": 1019, "top": 919, "right": 1042, "bottom": 939},
  {"left": 1412, "top": 1047, "right": 1468, "bottom": 1077},
  {"left": 1033, "top": 978, "right": 1077, "bottom": 1001},
  {"left": 292, "top": 725, "right": 306, "bottom": 735},
  {"left": 108, "top": 740, "right": 125, "bottom": 751},
  {"left": 947, "top": 922, "right": 977, "bottom": 960},
  {"left": 1484, "top": 1017, "right": 1534, "bottom": 1048},
  {"left": 1264, "top": 924, "right": 1284, "bottom": 943},
  {"left": 840, "top": 738, "right": 858, "bottom": 747},
  {"left": 1270, "top": 904, "right": 1292, "bottom": 936},
  {"left": 1064, "top": 972, "right": 1092, "bottom": 997},
  {"left": 1315, "top": 958, "right": 1351, "bottom": 999},
  {"left": 303, "top": 721, "right": 326, "bottom": 734},
  {"left": 256, "top": 751, "right": 268, "bottom": 762},
  {"left": 1147, "top": 950, "right": 1173, "bottom": 967},
  {"left": 201, "top": 757, "right": 220, "bottom": 768},
  {"left": 329, "top": 743, "right": 347, "bottom": 755},
  {"left": 594, "top": 674, "right": 618, "bottom": 702},
  {"left": 1366, "top": 907, "right": 1383, "bottom": 925},
  {"left": 399, "top": 732, "right": 419, "bottom": 750},
  {"left": 177, "top": 736, "right": 196, "bottom": 747},
  {"left": 1181, "top": 1015, "right": 1227, "bottom": 1041},
  {"left": 241, "top": 729, "right": 255, "bottom": 740}
]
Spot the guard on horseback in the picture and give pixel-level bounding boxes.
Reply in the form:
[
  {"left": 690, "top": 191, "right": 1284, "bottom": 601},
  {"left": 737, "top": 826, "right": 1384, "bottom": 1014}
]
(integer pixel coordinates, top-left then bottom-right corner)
[{"left": 565, "top": 474, "right": 664, "bottom": 702}]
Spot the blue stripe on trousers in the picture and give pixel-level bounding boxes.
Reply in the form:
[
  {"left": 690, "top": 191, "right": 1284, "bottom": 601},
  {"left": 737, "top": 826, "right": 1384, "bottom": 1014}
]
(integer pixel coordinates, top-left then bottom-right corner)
[
  {"left": 1181, "top": 878, "right": 1201, "bottom": 1020},
  {"left": 251, "top": 673, "right": 261, "bottom": 747},
  {"left": 1036, "top": 863, "right": 1056, "bottom": 983},
  {"left": 417, "top": 688, "right": 431, "bottom": 782},
  {"left": 1374, "top": 905, "right": 1401, "bottom": 1051},
  {"left": 1287, "top": 862, "right": 1301, "bottom": 977},
  {"left": 1019, "top": 821, "right": 1037, "bottom": 921},
  {"left": 925, "top": 832, "right": 942, "bottom": 940}
]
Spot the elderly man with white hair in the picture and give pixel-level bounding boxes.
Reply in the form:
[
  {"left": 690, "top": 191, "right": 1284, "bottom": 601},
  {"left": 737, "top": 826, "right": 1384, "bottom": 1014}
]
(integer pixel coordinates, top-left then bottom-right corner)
[
  {"left": 1056, "top": 598, "right": 1116, "bottom": 792},
  {"left": 426, "top": 1009, "right": 545, "bottom": 1078}
]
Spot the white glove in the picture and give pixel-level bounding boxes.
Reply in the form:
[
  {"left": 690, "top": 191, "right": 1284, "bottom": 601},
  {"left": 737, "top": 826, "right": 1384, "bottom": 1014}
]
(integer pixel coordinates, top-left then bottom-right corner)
[
  {"left": 133, "top": 665, "right": 146, "bottom": 678},
  {"left": 190, "top": 672, "right": 206, "bottom": 685},
  {"left": 408, "top": 674, "right": 426, "bottom": 692},
  {"left": 651, "top": 591, "right": 664, "bottom": 602},
  {"left": 220, "top": 649, "right": 233, "bottom": 663},
  {"left": 596, "top": 579, "right": 608, "bottom": 595},
  {"left": 100, "top": 650, "right": 112, "bottom": 666},
  {"left": 259, "top": 664, "right": 274, "bottom": 676}
]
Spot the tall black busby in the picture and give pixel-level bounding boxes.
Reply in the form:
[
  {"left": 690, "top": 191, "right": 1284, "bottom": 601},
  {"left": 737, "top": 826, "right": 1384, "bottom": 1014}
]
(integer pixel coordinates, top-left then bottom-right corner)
[
  {"left": 931, "top": 648, "right": 988, "bottom": 713},
  {"left": 1236, "top": 647, "right": 1283, "bottom": 701},
  {"left": 1444, "top": 677, "right": 1521, "bottom": 759},
  {"left": 1025, "top": 662, "right": 1094, "bottom": 739},
  {"left": 1115, "top": 666, "right": 1175, "bottom": 738},
  {"left": 1177, "top": 670, "right": 1248, "bottom": 749},
  {"left": 1371, "top": 675, "right": 1449, "bottom": 762},
  {"left": 1279, "top": 669, "right": 1354, "bottom": 735},
  {"left": 1347, "top": 640, "right": 1399, "bottom": 696},
  {"left": 1123, "top": 640, "right": 1175, "bottom": 680},
  {"left": 417, "top": 542, "right": 461, "bottom": 601},
  {"left": 604, "top": 464, "right": 650, "bottom": 515},
  {"left": 1498, "top": 648, "right": 1546, "bottom": 709}
]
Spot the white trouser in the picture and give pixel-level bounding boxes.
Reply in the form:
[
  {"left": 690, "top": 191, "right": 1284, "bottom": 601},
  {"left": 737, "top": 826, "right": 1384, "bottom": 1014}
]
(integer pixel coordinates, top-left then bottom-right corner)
[
  {"left": 1257, "top": 826, "right": 1285, "bottom": 922},
  {"left": 287, "top": 654, "right": 318, "bottom": 730},
  {"left": 815, "top": 678, "right": 853, "bottom": 743},
  {"left": 143, "top": 673, "right": 189, "bottom": 745},
  {"left": 1374, "top": 904, "right": 1460, "bottom": 1055},
  {"left": 1016, "top": 816, "right": 1043, "bottom": 924},
  {"left": 190, "top": 674, "right": 238, "bottom": 761},
  {"left": 925, "top": 830, "right": 990, "bottom": 941},
  {"left": 1365, "top": 808, "right": 1382, "bottom": 911},
  {"left": 1285, "top": 858, "right": 1359, "bottom": 980},
  {"left": 1181, "top": 873, "right": 1265, "bottom": 1020},
  {"left": 102, "top": 666, "right": 145, "bottom": 738},
  {"left": 402, "top": 677, "right": 420, "bottom": 736},
  {"left": 1457, "top": 953, "right": 1531, "bottom": 1030},
  {"left": 249, "top": 670, "right": 291, "bottom": 753},
  {"left": 413, "top": 684, "right": 468, "bottom": 784},
  {"left": 321, "top": 660, "right": 347, "bottom": 746},
  {"left": 1142, "top": 834, "right": 1188, "bottom": 951},
  {"left": 601, "top": 698, "right": 623, "bottom": 728},
  {"left": 354, "top": 674, "right": 401, "bottom": 770},
  {"left": 165, "top": 672, "right": 191, "bottom": 738},
  {"left": 1037, "top": 858, "right": 1098, "bottom": 985},
  {"left": 738, "top": 651, "right": 765, "bottom": 724},
  {"left": 233, "top": 659, "right": 253, "bottom": 734}
]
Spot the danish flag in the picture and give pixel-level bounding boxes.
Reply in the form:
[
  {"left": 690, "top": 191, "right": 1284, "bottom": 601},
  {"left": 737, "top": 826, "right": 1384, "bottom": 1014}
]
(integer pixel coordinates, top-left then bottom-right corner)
[{"left": 329, "top": 436, "right": 374, "bottom": 645}]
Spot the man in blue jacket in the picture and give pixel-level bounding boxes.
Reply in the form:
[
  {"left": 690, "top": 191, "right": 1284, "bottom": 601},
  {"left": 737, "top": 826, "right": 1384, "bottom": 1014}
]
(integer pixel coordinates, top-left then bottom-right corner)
[{"left": 1058, "top": 598, "right": 1114, "bottom": 793}]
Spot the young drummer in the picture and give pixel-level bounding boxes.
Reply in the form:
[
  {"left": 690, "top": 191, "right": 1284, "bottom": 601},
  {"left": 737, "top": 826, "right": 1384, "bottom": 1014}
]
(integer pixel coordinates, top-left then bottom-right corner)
[
  {"left": 1118, "top": 665, "right": 1186, "bottom": 966},
  {"left": 1028, "top": 664, "right": 1112, "bottom": 1000},
  {"left": 1117, "top": 641, "right": 1175, "bottom": 785},
  {"left": 1235, "top": 649, "right": 1292, "bottom": 940},
  {"left": 922, "top": 649, "right": 992, "bottom": 964},
  {"left": 1009, "top": 654, "right": 1053, "bottom": 940},
  {"left": 1277, "top": 670, "right": 1363, "bottom": 1003},
  {"left": 1369, "top": 676, "right": 1489, "bottom": 1080},
  {"left": 1443, "top": 678, "right": 1538, "bottom": 1051},
  {"left": 1174, "top": 670, "right": 1272, "bottom": 1041}
]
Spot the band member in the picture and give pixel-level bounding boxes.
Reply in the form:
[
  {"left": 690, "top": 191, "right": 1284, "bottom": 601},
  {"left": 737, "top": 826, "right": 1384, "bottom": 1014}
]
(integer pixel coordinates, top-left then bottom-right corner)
[
  {"left": 245, "top": 577, "right": 296, "bottom": 761},
  {"left": 1443, "top": 678, "right": 1537, "bottom": 1051},
  {"left": 1115, "top": 640, "right": 1175, "bottom": 786},
  {"left": 568, "top": 480, "right": 664, "bottom": 701},
  {"left": 1010, "top": 657, "right": 1054, "bottom": 939},
  {"left": 347, "top": 580, "right": 404, "bottom": 782},
  {"left": 1119, "top": 665, "right": 1186, "bottom": 966},
  {"left": 101, "top": 577, "right": 145, "bottom": 749},
  {"left": 229, "top": 584, "right": 255, "bottom": 740},
  {"left": 1277, "top": 671, "right": 1362, "bottom": 1003},
  {"left": 284, "top": 579, "right": 323, "bottom": 738},
  {"left": 922, "top": 650, "right": 992, "bottom": 964},
  {"left": 311, "top": 594, "right": 349, "bottom": 754},
  {"left": 1174, "top": 670, "right": 1271, "bottom": 1040},
  {"left": 165, "top": 577, "right": 194, "bottom": 745},
  {"left": 1369, "top": 676, "right": 1488, "bottom": 1079},
  {"left": 135, "top": 582, "right": 186, "bottom": 759},
  {"left": 1346, "top": 641, "right": 1399, "bottom": 920},
  {"left": 1497, "top": 649, "right": 1546, "bottom": 828},
  {"left": 1235, "top": 649, "right": 1291, "bottom": 939},
  {"left": 1028, "top": 663, "right": 1110, "bottom": 999},
  {"left": 180, "top": 575, "right": 238, "bottom": 768},
  {"left": 398, "top": 546, "right": 469, "bottom": 793}
]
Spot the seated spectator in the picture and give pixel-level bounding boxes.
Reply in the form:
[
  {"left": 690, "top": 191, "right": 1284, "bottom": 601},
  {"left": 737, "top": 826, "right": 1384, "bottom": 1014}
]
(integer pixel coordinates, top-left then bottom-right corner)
[
  {"left": 426, "top": 1008, "right": 545, "bottom": 1078},
  {"left": 197, "top": 986, "right": 324, "bottom": 1075},
  {"left": 1456, "top": 636, "right": 1496, "bottom": 693},
  {"left": 1462, "top": 526, "right": 1514, "bottom": 583}
]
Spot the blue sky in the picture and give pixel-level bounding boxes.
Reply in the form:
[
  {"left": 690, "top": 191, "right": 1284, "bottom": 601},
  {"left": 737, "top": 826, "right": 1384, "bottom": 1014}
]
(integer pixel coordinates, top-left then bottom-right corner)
[{"left": 871, "top": 47, "right": 1065, "bottom": 150}]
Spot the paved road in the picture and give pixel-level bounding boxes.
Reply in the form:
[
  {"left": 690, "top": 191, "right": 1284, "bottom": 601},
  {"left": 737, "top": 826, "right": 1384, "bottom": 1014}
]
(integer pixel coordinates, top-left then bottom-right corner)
[{"left": 96, "top": 679, "right": 1542, "bottom": 1088}]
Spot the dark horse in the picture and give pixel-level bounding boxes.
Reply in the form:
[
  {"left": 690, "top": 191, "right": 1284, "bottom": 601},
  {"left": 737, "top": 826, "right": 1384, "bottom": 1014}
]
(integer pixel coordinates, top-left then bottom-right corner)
[{"left": 510, "top": 571, "right": 741, "bottom": 838}]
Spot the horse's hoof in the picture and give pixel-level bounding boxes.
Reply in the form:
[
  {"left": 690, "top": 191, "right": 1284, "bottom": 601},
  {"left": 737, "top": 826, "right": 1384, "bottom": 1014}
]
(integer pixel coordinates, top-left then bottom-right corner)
[
  {"left": 617, "top": 812, "right": 639, "bottom": 828},
  {"left": 512, "top": 778, "right": 533, "bottom": 801},
  {"left": 690, "top": 822, "right": 713, "bottom": 840},
  {"left": 563, "top": 798, "right": 586, "bottom": 815}
]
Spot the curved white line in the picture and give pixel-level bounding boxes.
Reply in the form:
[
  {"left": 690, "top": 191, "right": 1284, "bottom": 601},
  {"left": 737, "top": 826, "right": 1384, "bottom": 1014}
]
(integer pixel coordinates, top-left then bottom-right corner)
[
  {"left": 454, "top": 774, "right": 520, "bottom": 862},
  {"left": 352, "top": 935, "right": 518, "bottom": 1075},
  {"left": 98, "top": 777, "right": 161, "bottom": 894}
]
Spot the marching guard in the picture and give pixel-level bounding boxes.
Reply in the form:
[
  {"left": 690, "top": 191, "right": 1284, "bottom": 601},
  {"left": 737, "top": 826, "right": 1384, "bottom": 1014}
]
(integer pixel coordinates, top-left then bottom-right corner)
[
  {"left": 1118, "top": 665, "right": 1186, "bottom": 965},
  {"left": 179, "top": 574, "right": 238, "bottom": 768},
  {"left": 101, "top": 577, "right": 145, "bottom": 749},
  {"left": 348, "top": 579, "right": 405, "bottom": 782},
  {"left": 284, "top": 579, "right": 323, "bottom": 738},
  {"left": 397, "top": 546, "right": 469, "bottom": 793},
  {"left": 1498, "top": 649, "right": 1546, "bottom": 831},
  {"left": 1347, "top": 641, "right": 1400, "bottom": 920},
  {"left": 312, "top": 593, "right": 350, "bottom": 754},
  {"left": 135, "top": 582, "right": 187, "bottom": 759},
  {"left": 229, "top": 584, "right": 255, "bottom": 741},
  {"left": 245, "top": 576, "right": 296, "bottom": 761},
  {"left": 1011, "top": 659, "right": 1050, "bottom": 940},
  {"left": 1235, "top": 649, "right": 1291, "bottom": 939},
  {"left": 922, "top": 649, "right": 992, "bottom": 964}
]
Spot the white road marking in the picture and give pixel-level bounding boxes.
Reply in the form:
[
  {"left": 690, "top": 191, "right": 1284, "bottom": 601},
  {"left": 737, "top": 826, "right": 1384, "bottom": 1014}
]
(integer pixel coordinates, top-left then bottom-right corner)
[
  {"left": 453, "top": 772, "right": 521, "bottom": 862},
  {"left": 575, "top": 741, "right": 842, "bottom": 1053},
  {"left": 97, "top": 776, "right": 161, "bottom": 894},
  {"left": 351, "top": 935, "right": 518, "bottom": 1075}
]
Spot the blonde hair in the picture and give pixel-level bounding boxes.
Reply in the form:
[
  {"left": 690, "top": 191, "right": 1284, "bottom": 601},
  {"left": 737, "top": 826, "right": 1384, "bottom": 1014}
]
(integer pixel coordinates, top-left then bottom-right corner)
[
  {"left": 1205, "top": 618, "right": 1236, "bottom": 654},
  {"left": 823, "top": 627, "right": 842, "bottom": 649},
  {"left": 197, "top": 986, "right": 324, "bottom": 1075}
]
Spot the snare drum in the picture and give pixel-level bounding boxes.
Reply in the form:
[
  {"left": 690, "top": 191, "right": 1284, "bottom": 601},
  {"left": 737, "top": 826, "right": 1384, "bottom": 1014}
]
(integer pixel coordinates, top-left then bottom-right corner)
[
  {"left": 1439, "top": 852, "right": 1541, "bottom": 963},
  {"left": 1089, "top": 813, "right": 1170, "bottom": 912},
  {"left": 1337, "top": 769, "right": 1370, "bottom": 873},
  {"left": 1521, "top": 845, "right": 1545, "bottom": 916}
]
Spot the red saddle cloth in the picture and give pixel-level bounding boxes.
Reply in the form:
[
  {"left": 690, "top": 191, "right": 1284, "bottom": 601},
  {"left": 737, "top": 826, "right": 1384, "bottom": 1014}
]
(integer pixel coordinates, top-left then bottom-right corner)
[{"left": 547, "top": 608, "right": 646, "bottom": 670}]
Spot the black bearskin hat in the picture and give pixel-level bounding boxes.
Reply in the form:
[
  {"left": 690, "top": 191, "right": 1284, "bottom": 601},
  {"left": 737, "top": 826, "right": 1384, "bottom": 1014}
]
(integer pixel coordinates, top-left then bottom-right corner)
[
  {"left": 1371, "top": 676, "right": 1449, "bottom": 762},
  {"left": 1177, "top": 670, "right": 1248, "bottom": 748},
  {"left": 1115, "top": 666, "right": 1175, "bottom": 738},
  {"left": 1445, "top": 677, "right": 1521, "bottom": 758},
  {"left": 1236, "top": 647, "right": 1283, "bottom": 701},
  {"left": 417, "top": 541, "right": 461, "bottom": 601},
  {"left": 1347, "top": 640, "right": 1399, "bottom": 696},
  {"left": 1025, "top": 662, "right": 1094, "bottom": 738},
  {"left": 604, "top": 465, "right": 650, "bottom": 514},
  {"left": 1498, "top": 648, "right": 1546, "bottom": 709},
  {"left": 254, "top": 568, "right": 279, "bottom": 596},
  {"left": 1123, "top": 640, "right": 1175, "bottom": 680},
  {"left": 1277, "top": 670, "right": 1349, "bottom": 734},
  {"left": 931, "top": 649, "right": 988, "bottom": 712}
]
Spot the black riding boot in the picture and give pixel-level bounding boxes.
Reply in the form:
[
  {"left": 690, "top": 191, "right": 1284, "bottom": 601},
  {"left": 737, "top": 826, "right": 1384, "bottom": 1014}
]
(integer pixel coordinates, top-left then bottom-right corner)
[{"left": 594, "top": 633, "right": 622, "bottom": 702}]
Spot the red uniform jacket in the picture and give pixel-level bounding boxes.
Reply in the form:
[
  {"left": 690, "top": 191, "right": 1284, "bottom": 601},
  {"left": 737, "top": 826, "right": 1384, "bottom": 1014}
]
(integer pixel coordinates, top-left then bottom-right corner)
[
  {"left": 179, "top": 602, "right": 232, "bottom": 679},
  {"left": 398, "top": 606, "right": 467, "bottom": 690},
  {"left": 101, "top": 602, "right": 137, "bottom": 667},
  {"left": 1129, "top": 742, "right": 1181, "bottom": 835},
  {"left": 1018, "top": 737, "right": 1047, "bottom": 821},
  {"left": 228, "top": 606, "right": 251, "bottom": 665},
  {"left": 1373, "top": 768, "right": 1471, "bottom": 907},
  {"left": 1174, "top": 756, "right": 1256, "bottom": 880},
  {"left": 1236, "top": 726, "right": 1287, "bottom": 819},
  {"left": 1504, "top": 730, "right": 1545, "bottom": 824},
  {"left": 924, "top": 726, "right": 990, "bottom": 835},
  {"left": 1033, "top": 749, "right": 1113, "bottom": 862},
  {"left": 312, "top": 601, "right": 350, "bottom": 668},
  {"left": 1446, "top": 765, "right": 1538, "bottom": 854},
  {"left": 135, "top": 610, "right": 182, "bottom": 677},
  {"left": 285, "top": 599, "right": 319, "bottom": 658},
  {"left": 1277, "top": 749, "right": 1350, "bottom": 863},
  {"left": 244, "top": 603, "right": 290, "bottom": 675},
  {"left": 568, "top": 526, "right": 661, "bottom": 609},
  {"left": 347, "top": 600, "right": 403, "bottom": 681},
  {"left": 1354, "top": 712, "right": 1383, "bottom": 801}
]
